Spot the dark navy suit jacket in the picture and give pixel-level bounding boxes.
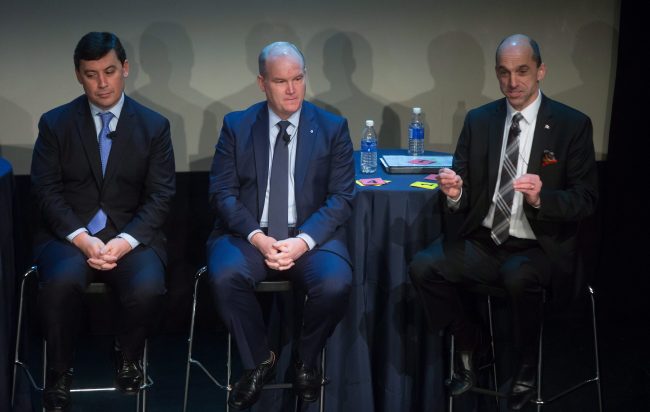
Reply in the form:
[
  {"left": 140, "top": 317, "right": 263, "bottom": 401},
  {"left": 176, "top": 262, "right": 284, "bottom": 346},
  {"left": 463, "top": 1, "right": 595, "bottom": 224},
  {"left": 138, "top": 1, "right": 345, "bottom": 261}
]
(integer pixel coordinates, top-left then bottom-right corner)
[
  {"left": 207, "top": 101, "right": 355, "bottom": 264},
  {"left": 30, "top": 95, "right": 176, "bottom": 264}
]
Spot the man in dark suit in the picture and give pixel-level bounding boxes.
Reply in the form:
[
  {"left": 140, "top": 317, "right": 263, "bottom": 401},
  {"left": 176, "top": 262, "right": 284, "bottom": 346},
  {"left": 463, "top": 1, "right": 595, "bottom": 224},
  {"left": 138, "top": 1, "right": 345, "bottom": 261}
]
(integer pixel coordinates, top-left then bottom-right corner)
[
  {"left": 409, "top": 34, "right": 598, "bottom": 410},
  {"left": 30, "top": 32, "right": 175, "bottom": 411},
  {"left": 207, "top": 41, "right": 355, "bottom": 410}
]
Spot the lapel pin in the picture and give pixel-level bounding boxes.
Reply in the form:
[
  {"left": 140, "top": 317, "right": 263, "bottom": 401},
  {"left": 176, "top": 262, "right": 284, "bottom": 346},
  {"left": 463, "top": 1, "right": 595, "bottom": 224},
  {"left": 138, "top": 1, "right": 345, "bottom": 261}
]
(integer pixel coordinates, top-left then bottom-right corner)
[
  {"left": 544, "top": 124, "right": 550, "bottom": 129},
  {"left": 310, "top": 129, "right": 314, "bottom": 134}
]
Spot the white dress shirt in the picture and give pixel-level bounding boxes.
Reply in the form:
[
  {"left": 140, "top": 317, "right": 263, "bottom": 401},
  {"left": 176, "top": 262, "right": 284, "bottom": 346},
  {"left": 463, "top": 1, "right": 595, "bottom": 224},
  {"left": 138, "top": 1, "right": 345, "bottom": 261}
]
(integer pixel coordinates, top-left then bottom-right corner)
[
  {"left": 67, "top": 93, "right": 139, "bottom": 249},
  {"left": 482, "top": 90, "right": 542, "bottom": 240},
  {"left": 247, "top": 107, "right": 316, "bottom": 249}
]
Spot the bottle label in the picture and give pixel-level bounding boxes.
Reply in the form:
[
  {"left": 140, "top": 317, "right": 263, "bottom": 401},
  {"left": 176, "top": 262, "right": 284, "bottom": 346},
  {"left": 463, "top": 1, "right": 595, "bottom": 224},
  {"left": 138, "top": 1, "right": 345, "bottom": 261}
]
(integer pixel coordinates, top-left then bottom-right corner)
[
  {"left": 409, "top": 127, "right": 424, "bottom": 140},
  {"left": 361, "top": 140, "right": 377, "bottom": 152}
]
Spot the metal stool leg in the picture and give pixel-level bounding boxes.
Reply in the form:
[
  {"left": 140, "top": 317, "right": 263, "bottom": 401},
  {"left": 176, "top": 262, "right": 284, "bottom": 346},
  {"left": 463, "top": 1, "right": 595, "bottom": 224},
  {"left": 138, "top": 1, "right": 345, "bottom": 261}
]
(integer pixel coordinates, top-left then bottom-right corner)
[
  {"left": 447, "top": 333, "right": 455, "bottom": 412},
  {"left": 536, "top": 308, "right": 545, "bottom": 412},
  {"left": 183, "top": 270, "right": 204, "bottom": 412},
  {"left": 486, "top": 295, "right": 500, "bottom": 409},
  {"left": 319, "top": 345, "right": 327, "bottom": 412},
  {"left": 589, "top": 286, "right": 603, "bottom": 412},
  {"left": 532, "top": 287, "right": 602, "bottom": 410},
  {"left": 11, "top": 267, "right": 41, "bottom": 409},
  {"left": 183, "top": 266, "right": 229, "bottom": 411},
  {"left": 136, "top": 340, "right": 150, "bottom": 412},
  {"left": 226, "top": 332, "right": 232, "bottom": 412}
]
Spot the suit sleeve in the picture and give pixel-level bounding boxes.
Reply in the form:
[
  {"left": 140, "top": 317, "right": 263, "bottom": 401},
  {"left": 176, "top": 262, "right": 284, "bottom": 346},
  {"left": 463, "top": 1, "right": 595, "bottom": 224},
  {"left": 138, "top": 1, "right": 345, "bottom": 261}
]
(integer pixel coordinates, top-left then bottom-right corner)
[
  {"left": 31, "top": 115, "right": 88, "bottom": 239},
  {"left": 525, "top": 115, "right": 598, "bottom": 222},
  {"left": 208, "top": 117, "right": 261, "bottom": 237},
  {"left": 121, "top": 118, "right": 176, "bottom": 244},
  {"left": 298, "top": 119, "right": 356, "bottom": 245},
  {"left": 446, "top": 114, "right": 472, "bottom": 213}
]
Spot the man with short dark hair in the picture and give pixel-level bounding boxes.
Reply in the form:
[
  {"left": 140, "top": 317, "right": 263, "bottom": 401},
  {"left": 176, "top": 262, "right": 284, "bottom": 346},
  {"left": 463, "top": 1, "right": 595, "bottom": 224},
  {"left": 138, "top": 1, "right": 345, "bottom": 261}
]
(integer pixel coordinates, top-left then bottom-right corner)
[
  {"left": 206, "top": 41, "right": 355, "bottom": 410},
  {"left": 31, "top": 31, "right": 175, "bottom": 411},
  {"left": 409, "top": 34, "right": 598, "bottom": 410}
]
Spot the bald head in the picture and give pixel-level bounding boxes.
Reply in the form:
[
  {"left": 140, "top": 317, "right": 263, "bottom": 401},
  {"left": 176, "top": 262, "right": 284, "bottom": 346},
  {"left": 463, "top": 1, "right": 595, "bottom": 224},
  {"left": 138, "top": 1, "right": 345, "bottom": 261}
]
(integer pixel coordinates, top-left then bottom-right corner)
[
  {"left": 258, "top": 41, "right": 306, "bottom": 77},
  {"left": 496, "top": 34, "right": 542, "bottom": 68}
]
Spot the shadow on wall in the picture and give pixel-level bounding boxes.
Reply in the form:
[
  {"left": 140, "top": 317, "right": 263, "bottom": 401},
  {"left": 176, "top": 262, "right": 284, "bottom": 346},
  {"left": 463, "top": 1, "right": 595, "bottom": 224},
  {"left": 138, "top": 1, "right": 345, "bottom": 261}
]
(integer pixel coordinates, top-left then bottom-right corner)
[
  {"left": 388, "top": 31, "right": 492, "bottom": 154},
  {"left": 307, "top": 30, "right": 400, "bottom": 149},
  {"left": 195, "top": 22, "right": 302, "bottom": 171},
  {"left": 551, "top": 21, "right": 619, "bottom": 159},
  {"left": 0, "top": 96, "right": 34, "bottom": 175},
  {"left": 127, "top": 21, "right": 232, "bottom": 173}
]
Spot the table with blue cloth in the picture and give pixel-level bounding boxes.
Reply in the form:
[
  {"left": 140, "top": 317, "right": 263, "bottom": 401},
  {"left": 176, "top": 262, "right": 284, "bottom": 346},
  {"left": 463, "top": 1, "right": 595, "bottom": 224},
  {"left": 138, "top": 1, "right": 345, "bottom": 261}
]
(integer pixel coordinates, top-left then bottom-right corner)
[
  {"left": 0, "top": 157, "right": 16, "bottom": 412},
  {"left": 324, "top": 149, "right": 448, "bottom": 411}
]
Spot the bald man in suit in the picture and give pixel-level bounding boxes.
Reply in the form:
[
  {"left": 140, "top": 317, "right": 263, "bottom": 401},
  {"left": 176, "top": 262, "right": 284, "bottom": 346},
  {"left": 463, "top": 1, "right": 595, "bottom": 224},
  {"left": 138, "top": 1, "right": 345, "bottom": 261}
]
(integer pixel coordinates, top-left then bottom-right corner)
[{"left": 409, "top": 34, "right": 598, "bottom": 410}]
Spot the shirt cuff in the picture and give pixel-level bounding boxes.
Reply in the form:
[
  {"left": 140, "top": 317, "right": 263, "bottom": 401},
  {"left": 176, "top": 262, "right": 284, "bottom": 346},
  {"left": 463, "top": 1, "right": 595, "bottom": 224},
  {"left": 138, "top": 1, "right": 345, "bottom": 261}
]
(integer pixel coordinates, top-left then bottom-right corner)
[
  {"left": 296, "top": 233, "right": 316, "bottom": 251},
  {"left": 117, "top": 233, "right": 139, "bottom": 249},
  {"left": 446, "top": 188, "right": 463, "bottom": 210},
  {"left": 248, "top": 229, "right": 264, "bottom": 244},
  {"left": 67, "top": 228, "right": 88, "bottom": 242}
]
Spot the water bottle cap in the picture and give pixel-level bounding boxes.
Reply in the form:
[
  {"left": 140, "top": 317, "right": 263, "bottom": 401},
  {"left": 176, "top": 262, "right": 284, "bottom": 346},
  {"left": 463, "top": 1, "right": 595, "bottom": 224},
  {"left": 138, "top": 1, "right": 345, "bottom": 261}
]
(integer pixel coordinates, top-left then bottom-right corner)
[
  {"left": 365, "top": 120, "right": 374, "bottom": 126},
  {"left": 412, "top": 107, "right": 421, "bottom": 114}
]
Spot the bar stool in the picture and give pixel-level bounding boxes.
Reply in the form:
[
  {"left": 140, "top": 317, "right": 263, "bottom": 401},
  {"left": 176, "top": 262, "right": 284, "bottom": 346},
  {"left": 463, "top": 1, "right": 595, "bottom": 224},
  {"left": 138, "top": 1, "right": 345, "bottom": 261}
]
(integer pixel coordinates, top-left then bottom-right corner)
[
  {"left": 182, "top": 266, "right": 327, "bottom": 412},
  {"left": 447, "top": 284, "right": 602, "bottom": 411},
  {"left": 11, "top": 266, "right": 153, "bottom": 412}
]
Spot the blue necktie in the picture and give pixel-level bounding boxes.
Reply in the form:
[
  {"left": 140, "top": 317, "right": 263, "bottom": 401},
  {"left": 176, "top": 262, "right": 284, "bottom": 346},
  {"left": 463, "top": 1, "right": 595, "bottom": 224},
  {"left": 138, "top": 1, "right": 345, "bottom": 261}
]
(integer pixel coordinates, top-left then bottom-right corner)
[
  {"left": 87, "top": 112, "right": 114, "bottom": 235},
  {"left": 267, "top": 120, "right": 291, "bottom": 240}
]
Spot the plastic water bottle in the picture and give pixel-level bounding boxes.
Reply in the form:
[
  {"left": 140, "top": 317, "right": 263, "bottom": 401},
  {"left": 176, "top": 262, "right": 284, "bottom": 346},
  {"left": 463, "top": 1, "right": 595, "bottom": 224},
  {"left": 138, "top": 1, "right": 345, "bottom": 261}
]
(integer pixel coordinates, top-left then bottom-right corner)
[
  {"left": 408, "top": 107, "right": 424, "bottom": 156},
  {"left": 360, "top": 120, "right": 378, "bottom": 174}
]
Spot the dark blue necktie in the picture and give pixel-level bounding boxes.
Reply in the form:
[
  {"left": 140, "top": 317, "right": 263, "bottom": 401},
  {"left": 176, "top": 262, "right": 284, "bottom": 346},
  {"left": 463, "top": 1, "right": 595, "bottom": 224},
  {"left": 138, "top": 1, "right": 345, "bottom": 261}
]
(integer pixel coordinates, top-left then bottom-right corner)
[
  {"left": 267, "top": 120, "right": 291, "bottom": 240},
  {"left": 87, "top": 112, "right": 114, "bottom": 234}
]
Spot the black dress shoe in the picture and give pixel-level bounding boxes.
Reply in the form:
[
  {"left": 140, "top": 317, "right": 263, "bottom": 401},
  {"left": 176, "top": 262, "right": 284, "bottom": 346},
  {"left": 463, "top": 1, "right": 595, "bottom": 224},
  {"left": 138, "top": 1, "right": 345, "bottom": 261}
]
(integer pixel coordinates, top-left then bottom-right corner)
[
  {"left": 228, "top": 352, "right": 276, "bottom": 410},
  {"left": 43, "top": 368, "right": 73, "bottom": 412},
  {"left": 114, "top": 348, "right": 144, "bottom": 394},
  {"left": 508, "top": 363, "right": 537, "bottom": 410},
  {"left": 294, "top": 361, "right": 322, "bottom": 403},
  {"left": 446, "top": 350, "right": 477, "bottom": 396}
]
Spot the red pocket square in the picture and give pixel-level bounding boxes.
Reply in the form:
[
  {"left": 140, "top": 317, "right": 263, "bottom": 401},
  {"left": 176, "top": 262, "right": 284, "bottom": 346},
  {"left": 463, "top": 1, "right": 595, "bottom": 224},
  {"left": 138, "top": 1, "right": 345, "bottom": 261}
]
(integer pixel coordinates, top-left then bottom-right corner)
[{"left": 542, "top": 150, "right": 557, "bottom": 167}]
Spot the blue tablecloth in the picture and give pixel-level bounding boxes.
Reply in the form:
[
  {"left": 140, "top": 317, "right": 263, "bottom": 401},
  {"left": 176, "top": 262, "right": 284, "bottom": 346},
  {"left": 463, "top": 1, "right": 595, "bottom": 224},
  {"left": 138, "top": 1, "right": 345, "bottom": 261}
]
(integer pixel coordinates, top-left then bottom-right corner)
[{"left": 324, "top": 150, "right": 446, "bottom": 411}]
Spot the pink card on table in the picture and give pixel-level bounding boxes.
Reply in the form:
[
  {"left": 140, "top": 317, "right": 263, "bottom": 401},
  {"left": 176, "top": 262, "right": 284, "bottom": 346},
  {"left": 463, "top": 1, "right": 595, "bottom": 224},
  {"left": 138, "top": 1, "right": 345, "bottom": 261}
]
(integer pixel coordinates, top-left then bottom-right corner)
[
  {"left": 408, "top": 159, "right": 434, "bottom": 165},
  {"left": 359, "top": 178, "right": 387, "bottom": 186}
]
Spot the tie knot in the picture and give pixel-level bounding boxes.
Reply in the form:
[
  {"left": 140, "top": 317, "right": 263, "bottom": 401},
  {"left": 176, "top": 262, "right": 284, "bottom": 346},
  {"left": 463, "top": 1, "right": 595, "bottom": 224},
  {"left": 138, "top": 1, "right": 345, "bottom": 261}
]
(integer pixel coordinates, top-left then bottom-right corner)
[
  {"left": 99, "top": 112, "right": 114, "bottom": 127},
  {"left": 277, "top": 120, "right": 292, "bottom": 144},
  {"left": 277, "top": 120, "right": 291, "bottom": 133},
  {"left": 512, "top": 112, "right": 523, "bottom": 127}
]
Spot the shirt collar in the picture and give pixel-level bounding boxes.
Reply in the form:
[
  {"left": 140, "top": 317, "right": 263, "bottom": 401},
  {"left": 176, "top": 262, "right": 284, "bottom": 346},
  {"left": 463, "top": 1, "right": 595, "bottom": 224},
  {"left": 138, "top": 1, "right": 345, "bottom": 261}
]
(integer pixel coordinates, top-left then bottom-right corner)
[
  {"left": 89, "top": 92, "right": 125, "bottom": 119},
  {"left": 268, "top": 107, "right": 301, "bottom": 131},
  {"left": 506, "top": 89, "right": 542, "bottom": 125}
]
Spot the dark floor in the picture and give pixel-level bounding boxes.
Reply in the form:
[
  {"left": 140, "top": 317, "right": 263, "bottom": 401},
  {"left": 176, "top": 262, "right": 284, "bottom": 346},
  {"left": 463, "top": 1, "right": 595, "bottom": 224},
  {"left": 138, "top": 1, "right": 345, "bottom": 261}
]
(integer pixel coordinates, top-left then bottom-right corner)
[{"left": 13, "top": 301, "right": 650, "bottom": 412}]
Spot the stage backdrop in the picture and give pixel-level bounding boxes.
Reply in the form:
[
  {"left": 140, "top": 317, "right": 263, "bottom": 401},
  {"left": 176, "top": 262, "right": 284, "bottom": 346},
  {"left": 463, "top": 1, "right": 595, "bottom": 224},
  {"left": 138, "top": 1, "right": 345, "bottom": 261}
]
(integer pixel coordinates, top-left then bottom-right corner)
[{"left": 1, "top": 0, "right": 619, "bottom": 174}]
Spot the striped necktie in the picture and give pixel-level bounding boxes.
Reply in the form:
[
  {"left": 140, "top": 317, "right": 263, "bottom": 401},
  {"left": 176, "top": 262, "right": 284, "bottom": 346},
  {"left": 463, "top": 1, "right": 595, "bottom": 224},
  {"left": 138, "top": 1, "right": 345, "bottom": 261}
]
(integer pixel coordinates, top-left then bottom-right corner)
[{"left": 491, "top": 112, "right": 523, "bottom": 245}]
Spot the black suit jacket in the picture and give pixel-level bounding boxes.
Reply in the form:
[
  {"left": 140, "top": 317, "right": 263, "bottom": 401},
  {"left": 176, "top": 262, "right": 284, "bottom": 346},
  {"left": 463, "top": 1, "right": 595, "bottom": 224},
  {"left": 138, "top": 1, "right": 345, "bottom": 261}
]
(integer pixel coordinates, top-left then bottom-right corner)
[
  {"left": 207, "top": 101, "right": 355, "bottom": 263},
  {"left": 31, "top": 95, "right": 176, "bottom": 264},
  {"left": 451, "top": 95, "right": 598, "bottom": 302}
]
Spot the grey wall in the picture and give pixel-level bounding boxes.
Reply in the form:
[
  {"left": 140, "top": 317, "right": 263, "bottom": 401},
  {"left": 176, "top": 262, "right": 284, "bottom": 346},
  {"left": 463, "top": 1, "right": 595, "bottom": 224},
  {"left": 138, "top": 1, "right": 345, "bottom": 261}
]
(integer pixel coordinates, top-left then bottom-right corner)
[{"left": 0, "top": 0, "right": 619, "bottom": 174}]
